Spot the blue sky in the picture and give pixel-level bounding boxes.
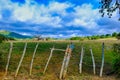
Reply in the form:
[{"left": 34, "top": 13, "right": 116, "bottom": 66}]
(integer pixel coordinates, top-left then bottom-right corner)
[{"left": 0, "top": 0, "right": 120, "bottom": 38}]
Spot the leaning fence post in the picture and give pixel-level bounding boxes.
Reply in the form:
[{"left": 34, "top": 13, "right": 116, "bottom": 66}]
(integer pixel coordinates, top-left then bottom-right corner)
[
  {"left": 43, "top": 46, "right": 54, "bottom": 74},
  {"left": 62, "top": 51, "right": 71, "bottom": 79},
  {"left": 59, "top": 45, "right": 69, "bottom": 79},
  {"left": 5, "top": 42, "right": 13, "bottom": 75},
  {"left": 30, "top": 43, "right": 39, "bottom": 76},
  {"left": 100, "top": 43, "right": 104, "bottom": 77},
  {"left": 90, "top": 48, "right": 96, "bottom": 75},
  {"left": 79, "top": 47, "right": 84, "bottom": 74},
  {"left": 15, "top": 43, "right": 27, "bottom": 77}
]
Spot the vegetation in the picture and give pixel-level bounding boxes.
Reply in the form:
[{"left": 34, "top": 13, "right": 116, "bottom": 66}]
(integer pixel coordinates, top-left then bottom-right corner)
[
  {"left": 69, "top": 32, "right": 120, "bottom": 40},
  {"left": 0, "top": 40, "right": 119, "bottom": 80},
  {"left": 113, "top": 43, "right": 120, "bottom": 77},
  {"left": 116, "top": 32, "right": 120, "bottom": 40},
  {"left": 0, "top": 30, "right": 32, "bottom": 39},
  {"left": 0, "top": 34, "right": 15, "bottom": 43},
  {"left": 99, "top": 0, "right": 120, "bottom": 20},
  {"left": 0, "top": 34, "right": 7, "bottom": 43}
]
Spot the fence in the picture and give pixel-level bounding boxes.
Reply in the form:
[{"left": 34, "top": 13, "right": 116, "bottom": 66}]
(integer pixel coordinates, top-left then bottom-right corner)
[{"left": 0, "top": 42, "right": 113, "bottom": 80}]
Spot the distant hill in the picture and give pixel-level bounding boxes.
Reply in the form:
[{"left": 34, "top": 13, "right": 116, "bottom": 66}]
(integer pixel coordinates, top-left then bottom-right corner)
[{"left": 0, "top": 30, "right": 32, "bottom": 39}]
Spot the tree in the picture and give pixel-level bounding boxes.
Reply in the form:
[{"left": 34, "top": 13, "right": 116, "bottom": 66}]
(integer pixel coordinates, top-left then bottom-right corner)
[
  {"left": 112, "top": 32, "right": 117, "bottom": 37},
  {"left": 116, "top": 32, "right": 120, "bottom": 40},
  {"left": 99, "top": 0, "right": 120, "bottom": 20},
  {"left": 105, "top": 34, "right": 111, "bottom": 37},
  {"left": 0, "top": 34, "right": 7, "bottom": 43},
  {"left": 100, "top": 34, "right": 105, "bottom": 38}
]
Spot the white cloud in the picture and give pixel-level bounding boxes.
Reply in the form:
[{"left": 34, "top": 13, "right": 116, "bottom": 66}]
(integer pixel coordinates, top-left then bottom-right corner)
[
  {"left": 13, "top": 6, "right": 34, "bottom": 21},
  {"left": 20, "top": 32, "right": 32, "bottom": 36},
  {"left": 67, "top": 4, "right": 100, "bottom": 29},
  {"left": 0, "top": 0, "right": 120, "bottom": 38}
]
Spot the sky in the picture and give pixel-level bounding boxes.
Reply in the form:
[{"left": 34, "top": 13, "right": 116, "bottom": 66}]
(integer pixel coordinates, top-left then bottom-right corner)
[{"left": 0, "top": 0, "right": 120, "bottom": 38}]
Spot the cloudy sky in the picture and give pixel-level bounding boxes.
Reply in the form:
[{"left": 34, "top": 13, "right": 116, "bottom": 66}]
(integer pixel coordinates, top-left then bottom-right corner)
[{"left": 0, "top": 0, "right": 120, "bottom": 38}]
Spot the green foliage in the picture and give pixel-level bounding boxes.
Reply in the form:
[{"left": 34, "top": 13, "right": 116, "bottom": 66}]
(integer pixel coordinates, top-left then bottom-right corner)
[
  {"left": 0, "top": 34, "right": 7, "bottom": 43},
  {"left": 100, "top": 35, "right": 105, "bottom": 38},
  {"left": 90, "top": 35, "right": 100, "bottom": 40},
  {"left": 112, "top": 32, "right": 117, "bottom": 37},
  {"left": 0, "top": 34, "right": 15, "bottom": 43},
  {"left": 116, "top": 32, "right": 120, "bottom": 40},
  {"left": 70, "top": 36, "right": 84, "bottom": 41},
  {"left": 105, "top": 34, "right": 111, "bottom": 37},
  {"left": 99, "top": 0, "right": 120, "bottom": 20},
  {"left": 113, "top": 43, "right": 120, "bottom": 77},
  {"left": 0, "top": 50, "right": 6, "bottom": 70}
]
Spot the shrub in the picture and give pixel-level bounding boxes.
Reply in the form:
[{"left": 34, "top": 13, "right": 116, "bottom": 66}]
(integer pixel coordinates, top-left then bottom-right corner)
[{"left": 116, "top": 32, "right": 120, "bottom": 40}]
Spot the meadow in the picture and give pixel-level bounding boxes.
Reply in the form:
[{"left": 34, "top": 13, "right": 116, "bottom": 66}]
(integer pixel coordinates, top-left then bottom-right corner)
[{"left": 0, "top": 40, "right": 120, "bottom": 80}]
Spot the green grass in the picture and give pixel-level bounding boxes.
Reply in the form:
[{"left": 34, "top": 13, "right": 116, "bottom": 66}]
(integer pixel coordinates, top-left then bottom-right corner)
[{"left": 0, "top": 40, "right": 120, "bottom": 80}]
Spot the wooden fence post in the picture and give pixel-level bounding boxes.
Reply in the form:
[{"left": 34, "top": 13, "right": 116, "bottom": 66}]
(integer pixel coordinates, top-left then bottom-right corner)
[
  {"left": 15, "top": 43, "right": 27, "bottom": 77},
  {"left": 30, "top": 43, "right": 39, "bottom": 76},
  {"left": 59, "top": 45, "right": 69, "bottom": 79},
  {"left": 100, "top": 43, "right": 104, "bottom": 77},
  {"left": 5, "top": 42, "right": 13, "bottom": 75},
  {"left": 90, "top": 48, "right": 96, "bottom": 75},
  {"left": 43, "top": 46, "right": 54, "bottom": 74},
  {"left": 79, "top": 47, "right": 84, "bottom": 74},
  {"left": 62, "top": 51, "right": 71, "bottom": 79}
]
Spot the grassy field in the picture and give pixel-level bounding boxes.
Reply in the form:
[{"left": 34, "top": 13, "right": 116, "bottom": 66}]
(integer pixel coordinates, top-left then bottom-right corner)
[{"left": 0, "top": 40, "right": 120, "bottom": 80}]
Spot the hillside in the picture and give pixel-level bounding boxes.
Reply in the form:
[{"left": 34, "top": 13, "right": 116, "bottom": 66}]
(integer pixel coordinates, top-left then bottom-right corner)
[{"left": 0, "top": 30, "right": 32, "bottom": 39}]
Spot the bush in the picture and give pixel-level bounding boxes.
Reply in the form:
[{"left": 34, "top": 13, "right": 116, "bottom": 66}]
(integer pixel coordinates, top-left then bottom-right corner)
[
  {"left": 0, "top": 34, "right": 7, "bottom": 43},
  {"left": 113, "top": 43, "right": 120, "bottom": 77},
  {"left": 116, "top": 32, "right": 120, "bottom": 40}
]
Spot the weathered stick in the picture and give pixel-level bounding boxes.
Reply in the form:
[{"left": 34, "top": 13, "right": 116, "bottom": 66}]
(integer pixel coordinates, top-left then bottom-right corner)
[
  {"left": 43, "top": 47, "right": 54, "bottom": 74},
  {"left": 30, "top": 43, "right": 39, "bottom": 76},
  {"left": 62, "top": 52, "right": 71, "bottom": 79},
  {"left": 100, "top": 43, "right": 105, "bottom": 77},
  {"left": 15, "top": 43, "right": 27, "bottom": 77},
  {"left": 79, "top": 47, "right": 84, "bottom": 73},
  {"left": 5, "top": 42, "right": 13, "bottom": 75},
  {"left": 59, "top": 45, "right": 69, "bottom": 79},
  {"left": 90, "top": 48, "right": 96, "bottom": 75},
  {"left": 53, "top": 49, "right": 65, "bottom": 52}
]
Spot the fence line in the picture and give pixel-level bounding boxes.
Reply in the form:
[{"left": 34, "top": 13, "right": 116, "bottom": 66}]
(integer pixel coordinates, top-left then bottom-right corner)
[{"left": 0, "top": 42, "right": 107, "bottom": 79}]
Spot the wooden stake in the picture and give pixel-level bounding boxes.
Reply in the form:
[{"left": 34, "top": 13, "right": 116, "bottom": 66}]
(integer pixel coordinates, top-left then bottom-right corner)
[
  {"left": 30, "top": 43, "right": 39, "bottom": 76},
  {"left": 43, "top": 47, "right": 54, "bottom": 74},
  {"left": 100, "top": 43, "right": 104, "bottom": 77},
  {"left": 5, "top": 42, "right": 13, "bottom": 75},
  {"left": 90, "top": 48, "right": 96, "bottom": 75},
  {"left": 79, "top": 47, "right": 84, "bottom": 74},
  {"left": 15, "top": 43, "right": 27, "bottom": 77},
  {"left": 53, "top": 49, "right": 65, "bottom": 52},
  {"left": 62, "top": 52, "right": 71, "bottom": 79},
  {"left": 59, "top": 45, "right": 69, "bottom": 79}
]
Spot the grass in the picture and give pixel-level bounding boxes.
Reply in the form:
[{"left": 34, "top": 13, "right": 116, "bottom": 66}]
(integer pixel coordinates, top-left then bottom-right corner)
[{"left": 0, "top": 40, "right": 120, "bottom": 80}]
